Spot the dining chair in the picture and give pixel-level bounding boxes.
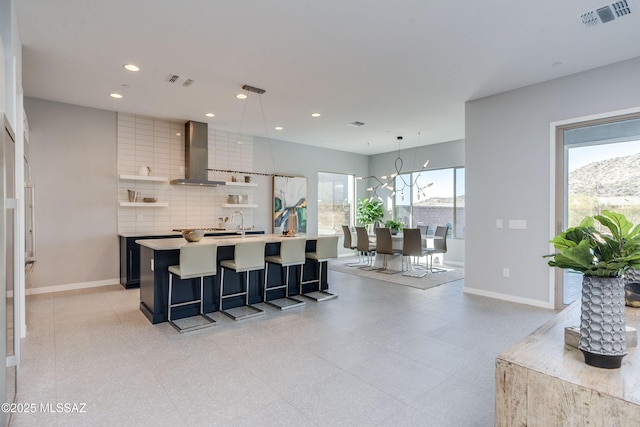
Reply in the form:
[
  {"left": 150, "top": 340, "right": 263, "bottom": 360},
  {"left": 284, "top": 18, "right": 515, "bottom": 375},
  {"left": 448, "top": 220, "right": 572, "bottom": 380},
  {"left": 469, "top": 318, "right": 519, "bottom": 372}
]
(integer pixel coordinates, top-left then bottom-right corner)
[
  {"left": 355, "top": 226, "right": 376, "bottom": 268},
  {"left": 425, "top": 225, "right": 449, "bottom": 272},
  {"left": 402, "top": 228, "right": 428, "bottom": 277},
  {"left": 375, "top": 227, "right": 402, "bottom": 274},
  {"left": 341, "top": 225, "right": 361, "bottom": 266}
]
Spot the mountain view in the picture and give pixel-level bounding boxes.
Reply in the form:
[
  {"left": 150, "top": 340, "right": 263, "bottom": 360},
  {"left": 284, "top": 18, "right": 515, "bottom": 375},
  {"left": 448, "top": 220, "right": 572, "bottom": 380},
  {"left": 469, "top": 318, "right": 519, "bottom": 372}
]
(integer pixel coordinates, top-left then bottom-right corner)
[{"left": 569, "top": 153, "right": 640, "bottom": 197}]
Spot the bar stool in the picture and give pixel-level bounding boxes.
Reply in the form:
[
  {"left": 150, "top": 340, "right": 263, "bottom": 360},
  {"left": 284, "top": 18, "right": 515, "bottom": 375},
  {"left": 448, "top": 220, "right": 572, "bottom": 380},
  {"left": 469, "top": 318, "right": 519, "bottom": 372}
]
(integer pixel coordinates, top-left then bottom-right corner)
[
  {"left": 219, "top": 240, "right": 266, "bottom": 320},
  {"left": 167, "top": 243, "right": 217, "bottom": 333},
  {"left": 263, "top": 237, "right": 306, "bottom": 310},
  {"left": 300, "top": 235, "right": 339, "bottom": 301}
]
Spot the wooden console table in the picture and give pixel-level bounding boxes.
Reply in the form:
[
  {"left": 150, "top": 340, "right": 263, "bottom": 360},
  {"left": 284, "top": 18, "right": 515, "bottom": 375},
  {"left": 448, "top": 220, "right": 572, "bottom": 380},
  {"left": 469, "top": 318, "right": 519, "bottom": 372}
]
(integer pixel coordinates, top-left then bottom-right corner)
[{"left": 496, "top": 302, "right": 640, "bottom": 426}]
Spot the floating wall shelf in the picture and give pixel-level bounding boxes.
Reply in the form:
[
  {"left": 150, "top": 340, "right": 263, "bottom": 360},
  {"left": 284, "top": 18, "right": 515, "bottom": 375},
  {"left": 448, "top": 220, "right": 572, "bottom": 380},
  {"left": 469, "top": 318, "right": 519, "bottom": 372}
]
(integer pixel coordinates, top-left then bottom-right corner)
[
  {"left": 119, "top": 202, "right": 169, "bottom": 207},
  {"left": 225, "top": 181, "right": 258, "bottom": 187},
  {"left": 119, "top": 174, "right": 169, "bottom": 183},
  {"left": 223, "top": 204, "right": 258, "bottom": 208}
]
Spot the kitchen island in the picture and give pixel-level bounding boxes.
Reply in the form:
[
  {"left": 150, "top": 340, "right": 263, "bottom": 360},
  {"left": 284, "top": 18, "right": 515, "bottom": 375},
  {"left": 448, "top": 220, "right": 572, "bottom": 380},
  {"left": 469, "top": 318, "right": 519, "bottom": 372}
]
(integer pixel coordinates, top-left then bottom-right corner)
[
  {"left": 119, "top": 229, "right": 264, "bottom": 288},
  {"left": 136, "top": 234, "right": 330, "bottom": 324}
]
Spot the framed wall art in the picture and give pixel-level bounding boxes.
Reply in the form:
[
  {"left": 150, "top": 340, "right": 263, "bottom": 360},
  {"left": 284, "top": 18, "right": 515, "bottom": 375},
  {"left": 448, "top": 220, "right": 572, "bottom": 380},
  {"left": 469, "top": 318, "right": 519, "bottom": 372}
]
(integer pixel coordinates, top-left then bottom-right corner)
[{"left": 273, "top": 175, "right": 307, "bottom": 234}]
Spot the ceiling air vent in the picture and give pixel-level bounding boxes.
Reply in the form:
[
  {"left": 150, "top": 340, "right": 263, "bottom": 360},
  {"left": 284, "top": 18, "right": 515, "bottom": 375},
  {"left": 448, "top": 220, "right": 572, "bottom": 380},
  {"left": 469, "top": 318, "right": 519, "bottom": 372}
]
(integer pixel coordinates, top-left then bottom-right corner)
[
  {"left": 579, "top": 0, "right": 632, "bottom": 27},
  {"left": 166, "top": 74, "right": 194, "bottom": 87},
  {"left": 347, "top": 121, "right": 365, "bottom": 127}
]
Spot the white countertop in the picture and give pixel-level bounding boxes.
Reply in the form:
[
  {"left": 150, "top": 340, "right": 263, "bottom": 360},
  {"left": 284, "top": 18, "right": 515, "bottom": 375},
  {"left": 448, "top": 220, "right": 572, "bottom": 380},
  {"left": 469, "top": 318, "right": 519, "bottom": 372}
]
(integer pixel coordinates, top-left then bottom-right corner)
[
  {"left": 136, "top": 234, "right": 315, "bottom": 250},
  {"left": 119, "top": 230, "right": 264, "bottom": 238}
]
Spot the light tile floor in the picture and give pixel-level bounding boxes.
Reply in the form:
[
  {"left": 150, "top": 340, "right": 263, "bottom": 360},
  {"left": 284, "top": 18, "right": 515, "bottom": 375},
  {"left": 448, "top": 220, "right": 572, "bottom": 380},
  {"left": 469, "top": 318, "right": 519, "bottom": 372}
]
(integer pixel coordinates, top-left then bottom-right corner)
[{"left": 12, "top": 269, "right": 557, "bottom": 426}]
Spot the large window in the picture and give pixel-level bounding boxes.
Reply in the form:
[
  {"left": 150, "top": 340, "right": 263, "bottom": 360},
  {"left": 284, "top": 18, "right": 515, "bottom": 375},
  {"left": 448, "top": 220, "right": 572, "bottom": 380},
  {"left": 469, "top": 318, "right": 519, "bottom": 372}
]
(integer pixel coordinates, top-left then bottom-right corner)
[
  {"left": 318, "top": 172, "right": 355, "bottom": 234},
  {"left": 394, "top": 167, "right": 465, "bottom": 238}
]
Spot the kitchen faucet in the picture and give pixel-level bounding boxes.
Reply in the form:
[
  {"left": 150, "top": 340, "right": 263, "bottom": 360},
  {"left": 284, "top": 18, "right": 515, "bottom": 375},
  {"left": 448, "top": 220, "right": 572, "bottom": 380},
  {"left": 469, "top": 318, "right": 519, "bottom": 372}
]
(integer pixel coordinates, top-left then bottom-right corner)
[{"left": 231, "top": 210, "right": 245, "bottom": 237}]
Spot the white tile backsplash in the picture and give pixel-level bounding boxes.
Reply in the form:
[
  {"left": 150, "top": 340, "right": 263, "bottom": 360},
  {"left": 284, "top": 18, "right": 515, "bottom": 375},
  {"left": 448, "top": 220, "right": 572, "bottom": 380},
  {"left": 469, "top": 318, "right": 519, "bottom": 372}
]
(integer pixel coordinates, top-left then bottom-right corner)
[{"left": 117, "top": 113, "right": 255, "bottom": 233}]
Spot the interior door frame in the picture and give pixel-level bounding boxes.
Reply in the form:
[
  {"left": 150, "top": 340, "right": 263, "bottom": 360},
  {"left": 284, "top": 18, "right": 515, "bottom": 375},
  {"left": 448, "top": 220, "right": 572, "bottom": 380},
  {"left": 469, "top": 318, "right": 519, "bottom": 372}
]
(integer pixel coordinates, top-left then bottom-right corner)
[{"left": 551, "top": 107, "right": 640, "bottom": 310}]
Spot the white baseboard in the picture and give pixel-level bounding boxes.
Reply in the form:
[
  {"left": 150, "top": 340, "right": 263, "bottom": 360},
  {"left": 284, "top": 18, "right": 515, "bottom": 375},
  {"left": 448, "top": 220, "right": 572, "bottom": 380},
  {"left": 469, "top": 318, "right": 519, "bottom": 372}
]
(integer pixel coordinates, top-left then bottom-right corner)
[
  {"left": 463, "top": 286, "right": 554, "bottom": 309},
  {"left": 25, "top": 278, "right": 121, "bottom": 296},
  {"left": 443, "top": 260, "right": 464, "bottom": 268}
]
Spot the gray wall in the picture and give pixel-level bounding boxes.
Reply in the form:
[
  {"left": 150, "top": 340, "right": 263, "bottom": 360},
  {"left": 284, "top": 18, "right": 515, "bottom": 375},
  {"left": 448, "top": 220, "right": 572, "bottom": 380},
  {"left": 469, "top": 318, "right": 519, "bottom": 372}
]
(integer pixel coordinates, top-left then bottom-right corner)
[
  {"left": 24, "top": 97, "right": 118, "bottom": 289},
  {"left": 465, "top": 56, "right": 640, "bottom": 307}
]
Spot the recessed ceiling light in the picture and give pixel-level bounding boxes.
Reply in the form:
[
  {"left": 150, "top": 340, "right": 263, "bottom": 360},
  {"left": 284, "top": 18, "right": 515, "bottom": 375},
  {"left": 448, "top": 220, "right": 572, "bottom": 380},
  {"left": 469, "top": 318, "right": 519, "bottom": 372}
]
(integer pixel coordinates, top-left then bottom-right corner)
[
  {"left": 311, "top": 113, "right": 321, "bottom": 117},
  {"left": 205, "top": 113, "right": 215, "bottom": 117},
  {"left": 237, "top": 140, "right": 244, "bottom": 145},
  {"left": 236, "top": 93, "right": 247, "bottom": 99},
  {"left": 176, "top": 132, "right": 181, "bottom": 136},
  {"left": 275, "top": 126, "right": 284, "bottom": 131},
  {"left": 109, "top": 93, "right": 123, "bottom": 99},
  {"left": 123, "top": 64, "right": 140, "bottom": 72}
]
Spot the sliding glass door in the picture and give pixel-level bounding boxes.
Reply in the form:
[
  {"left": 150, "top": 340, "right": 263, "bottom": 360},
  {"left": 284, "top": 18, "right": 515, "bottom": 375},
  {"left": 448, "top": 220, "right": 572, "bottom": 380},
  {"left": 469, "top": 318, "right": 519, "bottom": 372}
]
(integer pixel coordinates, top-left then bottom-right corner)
[
  {"left": 555, "top": 114, "right": 640, "bottom": 307},
  {"left": 317, "top": 172, "right": 355, "bottom": 234}
]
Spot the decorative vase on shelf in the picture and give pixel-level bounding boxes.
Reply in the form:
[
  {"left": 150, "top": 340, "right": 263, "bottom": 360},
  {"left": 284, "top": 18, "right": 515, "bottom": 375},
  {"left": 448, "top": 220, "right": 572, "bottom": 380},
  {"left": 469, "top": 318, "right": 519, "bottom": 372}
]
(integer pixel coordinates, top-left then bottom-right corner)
[
  {"left": 579, "top": 275, "right": 627, "bottom": 369},
  {"left": 139, "top": 165, "right": 151, "bottom": 176},
  {"left": 287, "top": 208, "right": 298, "bottom": 235}
]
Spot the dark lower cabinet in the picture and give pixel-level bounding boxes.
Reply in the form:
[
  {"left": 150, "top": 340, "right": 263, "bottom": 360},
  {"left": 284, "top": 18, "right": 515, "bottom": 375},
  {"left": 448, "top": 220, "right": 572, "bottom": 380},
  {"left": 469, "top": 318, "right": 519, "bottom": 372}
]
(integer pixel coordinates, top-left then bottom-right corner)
[
  {"left": 120, "top": 235, "right": 173, "bottom": 288},
  {"left": 120, "top": 237, "right": 140, "bottom": 288}
]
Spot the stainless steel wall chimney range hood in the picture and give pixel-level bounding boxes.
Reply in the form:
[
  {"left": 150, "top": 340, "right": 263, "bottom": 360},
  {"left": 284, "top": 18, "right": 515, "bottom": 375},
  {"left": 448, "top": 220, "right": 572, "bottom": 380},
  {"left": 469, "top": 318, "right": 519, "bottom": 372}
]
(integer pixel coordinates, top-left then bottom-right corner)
[{"left": 170, "top": 121, "right": 225, "bottom": 187}]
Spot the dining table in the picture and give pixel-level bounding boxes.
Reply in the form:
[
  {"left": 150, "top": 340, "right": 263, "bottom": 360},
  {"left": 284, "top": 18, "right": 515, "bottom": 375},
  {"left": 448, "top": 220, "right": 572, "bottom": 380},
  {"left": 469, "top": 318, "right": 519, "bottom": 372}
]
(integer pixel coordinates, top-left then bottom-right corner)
[{"left": 364, "top": 231, "right": 442, "bottom": 271}]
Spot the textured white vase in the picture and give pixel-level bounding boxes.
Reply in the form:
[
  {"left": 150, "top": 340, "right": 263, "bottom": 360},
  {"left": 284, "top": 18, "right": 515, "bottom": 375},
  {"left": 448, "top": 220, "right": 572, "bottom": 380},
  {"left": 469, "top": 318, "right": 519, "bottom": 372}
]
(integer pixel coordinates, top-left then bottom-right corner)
[{"left": 579, "top": 275, "right": 627, "bottom": 369}]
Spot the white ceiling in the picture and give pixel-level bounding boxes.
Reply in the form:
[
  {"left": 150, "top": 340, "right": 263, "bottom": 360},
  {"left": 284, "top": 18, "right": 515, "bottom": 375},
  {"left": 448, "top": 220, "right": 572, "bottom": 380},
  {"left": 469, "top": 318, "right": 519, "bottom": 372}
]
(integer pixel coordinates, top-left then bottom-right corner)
[{"left": 15, "top": 0, "right": 640, "bottom": 155}]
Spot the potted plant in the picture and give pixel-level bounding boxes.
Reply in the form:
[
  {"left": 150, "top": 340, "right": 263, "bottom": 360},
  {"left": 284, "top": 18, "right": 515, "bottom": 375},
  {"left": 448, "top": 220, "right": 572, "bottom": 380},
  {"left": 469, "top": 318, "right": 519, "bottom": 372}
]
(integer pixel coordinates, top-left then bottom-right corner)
[
  {"left": 384, "top": 219, "right": 404, "bottom": 235},
  {"left": 356, "top": 199, "right": 384, "bottom": 233},
  {"left": 545, "top": 210, "right": 640, "bottom": 369}
]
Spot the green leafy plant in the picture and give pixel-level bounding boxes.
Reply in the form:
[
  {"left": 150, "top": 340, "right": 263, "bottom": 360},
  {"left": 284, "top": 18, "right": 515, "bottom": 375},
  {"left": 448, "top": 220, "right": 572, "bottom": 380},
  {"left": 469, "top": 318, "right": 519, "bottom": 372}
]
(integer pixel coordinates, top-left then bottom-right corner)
[
  {"left": 356, "top": 199, "right": 384, "bottom": 225},
  {"left": 545, "top": 210, "right": 640, "bottom": 277},
  {"left": 384, "top": 219, "right": 404, "bottom": 231}
]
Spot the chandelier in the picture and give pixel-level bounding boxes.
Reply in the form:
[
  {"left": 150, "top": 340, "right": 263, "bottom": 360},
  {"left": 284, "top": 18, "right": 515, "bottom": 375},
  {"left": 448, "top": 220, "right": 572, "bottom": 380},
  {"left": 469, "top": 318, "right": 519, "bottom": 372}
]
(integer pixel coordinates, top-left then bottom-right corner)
[{"left": 358, "top": 136, "right": 432, "bottom": 202}]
